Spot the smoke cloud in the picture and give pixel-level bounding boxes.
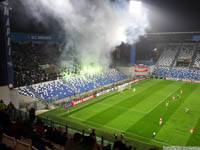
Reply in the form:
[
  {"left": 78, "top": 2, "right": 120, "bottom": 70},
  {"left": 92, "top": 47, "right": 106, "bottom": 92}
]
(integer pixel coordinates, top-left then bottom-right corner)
[{"left": 19, "top": 0, "right": 149, "bottom": 71}]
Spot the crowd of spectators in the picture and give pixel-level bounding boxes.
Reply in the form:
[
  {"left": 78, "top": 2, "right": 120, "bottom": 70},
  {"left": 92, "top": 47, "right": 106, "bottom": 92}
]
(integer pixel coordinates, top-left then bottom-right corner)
[
  {"left": 0, "top": 99, "right": 148, "bottom": 150},
  {"left": 13, "top": 41, "right": 127, "bottom": 102},
  {"left": 12, "top": 42, "right": 59, "bottom": 87}
]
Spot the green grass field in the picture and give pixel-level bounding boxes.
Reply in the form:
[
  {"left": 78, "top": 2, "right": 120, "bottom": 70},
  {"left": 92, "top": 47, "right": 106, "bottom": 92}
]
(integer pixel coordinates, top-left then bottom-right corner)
[{"left": 39, "top": 79, "right": 200, "bottom": 149}]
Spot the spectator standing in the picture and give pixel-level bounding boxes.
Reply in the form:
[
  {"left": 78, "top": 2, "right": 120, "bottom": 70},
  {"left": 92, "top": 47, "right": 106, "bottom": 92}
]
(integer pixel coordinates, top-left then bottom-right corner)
[
  {"left": 6, "top": 102, "right": 15, "bottom": 121},
  {"left": 29, "top": 107, "right": 35, "bottom": 121}
]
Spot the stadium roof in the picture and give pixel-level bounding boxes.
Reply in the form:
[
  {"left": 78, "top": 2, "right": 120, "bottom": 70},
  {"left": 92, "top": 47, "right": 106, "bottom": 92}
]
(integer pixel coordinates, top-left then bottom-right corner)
[
  {"left": 7, "top": 0, "right": 200, "bottom": 34},
  {"left": 143, "top": 31, "right": 200, "bottom": 42}
]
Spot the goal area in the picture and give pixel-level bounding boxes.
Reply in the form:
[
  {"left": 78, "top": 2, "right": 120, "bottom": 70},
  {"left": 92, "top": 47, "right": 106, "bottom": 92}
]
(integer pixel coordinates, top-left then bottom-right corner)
[{"left": 118, "top": 83, "right": 131, "bottom": 92}]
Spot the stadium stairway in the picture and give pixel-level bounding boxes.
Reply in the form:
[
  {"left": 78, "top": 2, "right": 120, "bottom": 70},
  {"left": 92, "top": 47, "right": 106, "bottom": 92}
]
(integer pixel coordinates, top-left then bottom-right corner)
[
  {"left": 24, "top": 86, "right": 54, "bottom": 109},
  {"left": 155, "top": 44, "right": 167, "bottom": 67},
  {"left": 163, "top": 42, "right": 183, "bottom": 77},
  {"left": 26, "top": 86, "right": 43, "bottom": 100},
  {"left": 171, "top": 41, "right": 183, "bottom": 67},
  {"left": 189, "top": 42, "right": 199, "bottom": 68}
]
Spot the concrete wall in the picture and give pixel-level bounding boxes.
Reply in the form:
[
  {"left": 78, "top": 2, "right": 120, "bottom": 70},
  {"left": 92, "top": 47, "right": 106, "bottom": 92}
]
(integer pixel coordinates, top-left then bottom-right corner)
[
  {"left": 116, "top": 66, "right": 135, "bottom": 77},
  {"left": 148, "top": 65, "right": 155, "bottom": 74},
  {"left": 117, "top": 65, "right": 155, "bottom": 77},
  {"left": 0, "top": 86, "right": 38, "bottom": 109},
  {"left": 0, "top": 86, "right": 20, "bottom": 108},
  {"left": 0, "top": 86, "right": 11, "bottom": 105}
]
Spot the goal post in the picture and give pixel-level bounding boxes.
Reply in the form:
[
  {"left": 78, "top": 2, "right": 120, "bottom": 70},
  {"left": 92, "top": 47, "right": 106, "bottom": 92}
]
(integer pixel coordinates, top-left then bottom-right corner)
[{"left": 118, "top": 83, "right": 131, "bottom": 92}]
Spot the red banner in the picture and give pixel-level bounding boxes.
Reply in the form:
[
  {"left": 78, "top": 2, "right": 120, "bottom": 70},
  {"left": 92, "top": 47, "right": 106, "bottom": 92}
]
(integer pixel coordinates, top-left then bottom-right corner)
[
  {"left": 82, "top": 95, "right": 95, "bottom": 102},
  {"left": 72, "top": 95, "right": 96, "bottom": 106},
  {"left": 134, "top": 68, "right": 148, "bottom": 72},
  {"left": 72, "top": 99, "right": 83, "bottom": 106}
]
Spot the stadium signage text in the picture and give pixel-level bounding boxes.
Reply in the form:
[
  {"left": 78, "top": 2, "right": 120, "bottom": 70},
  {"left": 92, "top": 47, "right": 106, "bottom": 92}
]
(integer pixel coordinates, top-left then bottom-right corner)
[
  {"left": 134, "top": 64, "right": 148, "bottom": 72},
  {"left": 10, "top": 32, "right": 65, "bottom": 42},
  {"left": 134, "top": 68, "right": 148, "bottom": 72},
  {"left": 64, "top": 103, "right": 72, "bottom": 109},
  {"left": 70, "top": 95, "right": 96, "bottom": 107},
  {"left": 128, "top": 79, "right": 139, "bottom": 85},
  {"left": 96, "top": 89, "right": 111, "bottom": 97},
  {"left": 65, "top": 79, "right": 140, "bottom": 109},
  {"left": 3, "top": 3, "right": 14, "bottom": 85},
  {"left": 82, "top": 95, "right": 96, "bottom": 102}
]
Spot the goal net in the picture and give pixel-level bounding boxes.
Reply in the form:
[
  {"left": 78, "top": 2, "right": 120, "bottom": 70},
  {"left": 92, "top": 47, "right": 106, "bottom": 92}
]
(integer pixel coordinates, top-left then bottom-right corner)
[{"left": 118, "top": 83, "right": 131, "bottom": 92}]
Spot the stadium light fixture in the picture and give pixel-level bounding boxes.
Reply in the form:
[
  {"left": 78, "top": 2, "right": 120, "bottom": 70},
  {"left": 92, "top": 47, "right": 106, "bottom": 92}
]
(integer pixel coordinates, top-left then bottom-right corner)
[
  {"left": 153, "top": 48, "right": 157, "bottom": 52},
  {"left": 129, "top": 0, "right": 142, "bottom": 15}
]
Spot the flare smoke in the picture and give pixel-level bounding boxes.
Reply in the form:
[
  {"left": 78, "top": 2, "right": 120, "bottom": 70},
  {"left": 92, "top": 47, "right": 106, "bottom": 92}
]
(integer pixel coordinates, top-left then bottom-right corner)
[{"left": 19, "top": 0, "right": 149, "bottom": 70}]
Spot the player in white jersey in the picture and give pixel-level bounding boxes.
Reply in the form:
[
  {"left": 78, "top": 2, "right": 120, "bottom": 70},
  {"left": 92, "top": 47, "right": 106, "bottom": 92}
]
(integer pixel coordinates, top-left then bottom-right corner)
[
  {"left": 186, "top": 105, "right": 189, "bottom": 114},
  {"left": 159, "top": 118, "right": 163, "bottom": 125}
]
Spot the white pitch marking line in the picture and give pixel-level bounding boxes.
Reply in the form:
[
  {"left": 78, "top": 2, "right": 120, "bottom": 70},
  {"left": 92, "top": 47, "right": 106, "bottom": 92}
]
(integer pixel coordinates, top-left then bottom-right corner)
[
  {"left": 69, "top": 116, "right": 169, "bottom": 146},
  {"left": 147, "top": 86, "right": 181, "bottom": 113}
]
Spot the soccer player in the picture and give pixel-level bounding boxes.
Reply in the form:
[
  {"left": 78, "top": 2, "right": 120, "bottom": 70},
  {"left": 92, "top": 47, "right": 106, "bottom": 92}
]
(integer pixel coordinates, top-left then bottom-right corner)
[
  {"left": 114, "top": 132, "right": 118, "bottom": 140},
  {"left": 190, "top": 127, "right": 194, "bottom": 134},
  {"left": 172, "top": 95, "right": 175, "bottom": 100},
  {"left": 120, "top": 132, "right": 125, "bottom": 143},
  {"left": 166, "top": 100, "right": 169, "bottom": 107},
  {"left": 152, "top": 132, "right": 156, "bottom": 139},
  {"left": 159, "top": 117, "right": 163, "bottom": 125},
  {"left": 180, "top": 89, "right": 183, "bottom": 94},
  {"left": 133, "top": 88, "right": 136, "bottom": 93},
  {"left": 186, "top": 105, "right": 189, "bottom": 114},
  {"left": 177, "top": 94, "right": 180, "bottom": 100}
]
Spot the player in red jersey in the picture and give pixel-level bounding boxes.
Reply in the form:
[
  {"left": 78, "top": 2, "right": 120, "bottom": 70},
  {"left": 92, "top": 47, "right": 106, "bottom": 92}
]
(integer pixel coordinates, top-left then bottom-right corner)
[
  {"left": 190, "top": 127, "right": 194, "bottom": 134},
  {"left": 159, "top": 117, "right": 163, "bottom": 125},
  {"left": 166, "top": 100, "right": 169, "bottom": 107}
]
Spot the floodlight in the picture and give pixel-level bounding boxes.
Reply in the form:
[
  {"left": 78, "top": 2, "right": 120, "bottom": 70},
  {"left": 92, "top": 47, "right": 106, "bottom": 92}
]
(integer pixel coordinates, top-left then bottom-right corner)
[{"left": 129, "top": 0, "right": 142, "bottom": 15}]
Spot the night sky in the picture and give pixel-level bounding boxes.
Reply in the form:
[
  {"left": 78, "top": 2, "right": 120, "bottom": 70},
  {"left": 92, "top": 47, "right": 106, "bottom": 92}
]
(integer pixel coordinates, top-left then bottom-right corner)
[
  {"left": 8, "top": 0, "right": 200, "bottom": 33},
  {"left": 143, "top": 0, "right": 200, "bottom": 32}
]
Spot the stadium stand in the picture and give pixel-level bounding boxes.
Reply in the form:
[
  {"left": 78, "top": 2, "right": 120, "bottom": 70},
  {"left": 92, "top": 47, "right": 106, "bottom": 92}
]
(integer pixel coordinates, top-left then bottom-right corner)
[
  {"left": 154, "top": 42, "right": 200, "bottom": 81},
  {"left": 169, "top": 67, "right": 200, "bottom": 80},
  {"left": 12, "top": 42, "right": 59, "bottom": 87},
  {"left": 177, "top": 43, "right": 195, "bottom": 60},
  {"left": 18, "top": 69, "right": 127, "bottom": 102},
  {"left": 153, "top": 67, "right": 170, "bottom": 78},
  {"left": 154, "top": 66, "right": 200, "bottom": 80},
  {"left": 193, "top": 51, "right": 200, "bottom": 68},
  {"left": 196, "top": 42, "right": 200, "bottom": 51},
  {"left": 156, "top": 44, "right": 179, "bottom": 67}
]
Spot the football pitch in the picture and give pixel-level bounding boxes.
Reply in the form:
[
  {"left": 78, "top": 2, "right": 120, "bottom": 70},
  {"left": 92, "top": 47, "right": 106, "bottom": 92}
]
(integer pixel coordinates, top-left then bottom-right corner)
[{"left": 39, "top": 79, "right": 200, "bottom": 149}]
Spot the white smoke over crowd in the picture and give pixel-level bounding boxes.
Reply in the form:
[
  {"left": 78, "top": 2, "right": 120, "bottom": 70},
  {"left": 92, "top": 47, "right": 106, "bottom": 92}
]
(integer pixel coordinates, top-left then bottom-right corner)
[{"left": 20, "top": 0, "right": 149, "bottom": 71}]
